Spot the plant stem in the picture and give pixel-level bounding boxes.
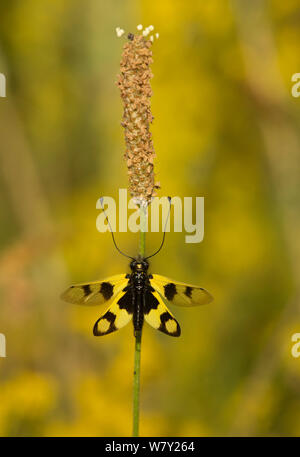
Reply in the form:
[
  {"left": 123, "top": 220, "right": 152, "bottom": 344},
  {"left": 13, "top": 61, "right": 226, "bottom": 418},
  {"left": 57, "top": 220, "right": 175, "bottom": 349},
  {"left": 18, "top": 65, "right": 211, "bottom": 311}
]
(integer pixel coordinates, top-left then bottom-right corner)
[
  {"left": 132, "top": 330, "right": 142, "bottom": 437},
  {"left": 139, "top": 206, "right": 147, "bottom": 258},
  {"left": 132, "top": 205, "right": 147, "bottom": 437}
]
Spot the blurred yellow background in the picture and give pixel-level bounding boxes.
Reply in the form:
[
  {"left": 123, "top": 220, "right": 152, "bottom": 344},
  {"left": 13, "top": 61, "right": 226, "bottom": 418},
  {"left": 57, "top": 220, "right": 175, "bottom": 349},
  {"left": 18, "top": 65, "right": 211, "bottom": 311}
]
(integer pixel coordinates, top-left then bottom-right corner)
[{"left": 1, "top": 0, "right": 300, "bottom": 436}]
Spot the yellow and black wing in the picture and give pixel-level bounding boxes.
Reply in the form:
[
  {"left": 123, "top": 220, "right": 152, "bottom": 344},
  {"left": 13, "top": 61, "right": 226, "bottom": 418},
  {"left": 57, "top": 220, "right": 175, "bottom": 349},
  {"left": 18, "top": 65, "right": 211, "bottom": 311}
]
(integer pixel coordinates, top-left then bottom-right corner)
[
  {"left": 150, "top": 274, "right": 213, "bottom": 307},
  {"left": 144, "top": 288, "right": 181, "bottom": 337},
  {"left": 93, "top": 288, "right": 133, "bottom": 336},
  {"left": 60, "top": 274, "right": 128, "bottom": 306}
]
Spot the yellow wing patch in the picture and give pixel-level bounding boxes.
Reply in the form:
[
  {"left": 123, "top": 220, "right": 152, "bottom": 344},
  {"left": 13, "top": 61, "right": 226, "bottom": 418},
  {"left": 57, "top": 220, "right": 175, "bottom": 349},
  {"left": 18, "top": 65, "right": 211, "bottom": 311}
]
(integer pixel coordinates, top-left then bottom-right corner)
[
  {"left": 151, "top": 274, "right": 213, "bottom": 307},
  {"left": 144, "top": 289, "right": 181, "bottom": 337},
  {"left": 93, "top": 288, "right": 133, "bottom": 336},
  {"left": 60, "top": 274, "right": 128, "bottom": 306}
]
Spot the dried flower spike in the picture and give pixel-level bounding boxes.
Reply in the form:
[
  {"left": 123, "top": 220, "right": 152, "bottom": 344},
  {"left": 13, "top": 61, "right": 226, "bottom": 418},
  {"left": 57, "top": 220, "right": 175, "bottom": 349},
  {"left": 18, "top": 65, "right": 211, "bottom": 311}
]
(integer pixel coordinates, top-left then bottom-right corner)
[{"left": 117, "top": 29, "right": 160, "bottom": 206}]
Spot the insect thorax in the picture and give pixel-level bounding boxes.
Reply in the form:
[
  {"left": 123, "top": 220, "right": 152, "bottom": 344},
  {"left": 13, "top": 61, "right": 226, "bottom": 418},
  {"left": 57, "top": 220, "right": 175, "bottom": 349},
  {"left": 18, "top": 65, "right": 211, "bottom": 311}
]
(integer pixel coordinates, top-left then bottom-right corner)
[
  {"left": 131, "top": 270, "right": 149, "bottom": 292},
  {"left": 129, "top": 257, "right": 150, "bottom": 291}
]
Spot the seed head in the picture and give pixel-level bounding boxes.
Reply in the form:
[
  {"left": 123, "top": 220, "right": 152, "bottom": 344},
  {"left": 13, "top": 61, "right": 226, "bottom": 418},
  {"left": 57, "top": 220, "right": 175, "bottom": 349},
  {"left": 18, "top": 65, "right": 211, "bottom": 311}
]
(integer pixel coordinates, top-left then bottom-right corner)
[{"left": 117, "top": 31, "right": 160, "bottom": 206}]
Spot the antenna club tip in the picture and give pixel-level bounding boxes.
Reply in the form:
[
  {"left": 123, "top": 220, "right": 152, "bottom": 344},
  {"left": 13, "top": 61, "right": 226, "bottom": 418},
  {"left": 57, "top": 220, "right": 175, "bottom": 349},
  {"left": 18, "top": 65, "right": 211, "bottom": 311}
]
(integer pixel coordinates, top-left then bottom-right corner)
[{"left": 167, "top": 196, "right": 171, "bottom": 202}]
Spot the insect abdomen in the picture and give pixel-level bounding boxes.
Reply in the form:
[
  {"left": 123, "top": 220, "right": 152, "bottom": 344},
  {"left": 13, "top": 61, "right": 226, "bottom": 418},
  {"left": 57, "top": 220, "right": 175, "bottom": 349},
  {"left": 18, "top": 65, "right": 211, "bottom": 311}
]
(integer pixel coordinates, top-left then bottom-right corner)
[{"left": 133, "top": 290, "right": 144, "bottom": 334}]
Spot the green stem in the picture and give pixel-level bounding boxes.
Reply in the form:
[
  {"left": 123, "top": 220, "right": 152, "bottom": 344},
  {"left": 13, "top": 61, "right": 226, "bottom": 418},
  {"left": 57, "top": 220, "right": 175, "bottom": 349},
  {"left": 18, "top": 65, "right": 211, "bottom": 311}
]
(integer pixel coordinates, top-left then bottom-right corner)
[
  {"left": 132, "top": 329, "right": 142, "bottom": 437},
  {"left": 132, "top": 205, "right": 147, "bottom": 437},
  {"left": 139, "top": 205, "right": 147, "bottom": 258}
]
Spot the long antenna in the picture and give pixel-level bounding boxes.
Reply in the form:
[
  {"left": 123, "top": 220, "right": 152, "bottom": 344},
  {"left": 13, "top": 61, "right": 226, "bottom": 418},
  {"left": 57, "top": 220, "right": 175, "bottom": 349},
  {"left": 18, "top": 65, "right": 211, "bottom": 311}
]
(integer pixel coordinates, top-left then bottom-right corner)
[
  {"left": 145, "top": 196, "right": 171, "bottom": 260},
  {"left": 99, "top": 197, "right": 135, "bottom": 260}
]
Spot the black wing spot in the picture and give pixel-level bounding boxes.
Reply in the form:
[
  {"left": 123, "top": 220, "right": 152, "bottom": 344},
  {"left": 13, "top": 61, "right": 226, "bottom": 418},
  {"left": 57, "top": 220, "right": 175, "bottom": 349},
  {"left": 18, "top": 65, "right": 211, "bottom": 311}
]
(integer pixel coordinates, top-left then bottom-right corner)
[
  {"left": 164, "top": 283, "right": 177, "bottom": 301},
  {"left": 118, "top": 290, "right": 134, "bottom": 314},
  {"left": 144, "top": 290, "right": 160, "bottom": 314},
  {"left": 82, "top": 284, "right": 92, "bottom": 296},
  {"left": 100, "top": 282, "right": 114, "bottom": 300},
  {"left": 103, "top": 311, "right": 116, "bottom": 323},
  {"left": 160, "top": 312, "right": 171, "bottom": 324},
  {"left": 185, "top": 286, "right": 193, "bottom": 298}
]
